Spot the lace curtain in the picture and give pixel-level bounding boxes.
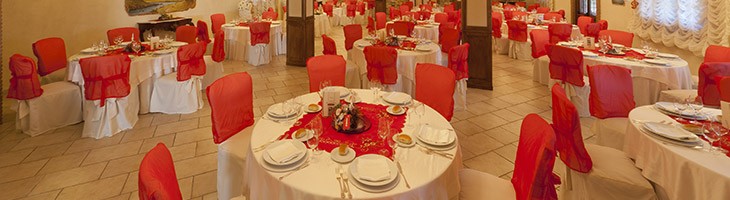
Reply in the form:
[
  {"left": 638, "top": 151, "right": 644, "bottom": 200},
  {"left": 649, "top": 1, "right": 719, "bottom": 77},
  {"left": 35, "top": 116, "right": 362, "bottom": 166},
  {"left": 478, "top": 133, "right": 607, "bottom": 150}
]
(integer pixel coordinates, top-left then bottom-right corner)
[{"left": 629, "top": 0, "right": 730, "bottom": 56}]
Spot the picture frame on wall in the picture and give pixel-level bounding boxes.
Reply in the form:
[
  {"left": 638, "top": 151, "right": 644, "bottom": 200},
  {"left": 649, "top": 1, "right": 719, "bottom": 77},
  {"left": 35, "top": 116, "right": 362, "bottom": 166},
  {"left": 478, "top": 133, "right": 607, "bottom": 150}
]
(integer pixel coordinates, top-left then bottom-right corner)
[{"left": 612, "top": 0, "right": 625, "bottom": 5}]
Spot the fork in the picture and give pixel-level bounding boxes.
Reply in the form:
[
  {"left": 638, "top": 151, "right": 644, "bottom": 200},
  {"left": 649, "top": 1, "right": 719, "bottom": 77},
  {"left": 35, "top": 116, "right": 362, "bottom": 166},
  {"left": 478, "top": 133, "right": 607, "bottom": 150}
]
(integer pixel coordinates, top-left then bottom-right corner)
[
  {"left": 338, "top": 166, "right": 353, "bottom": 199},
  {"left": 419, "top": 146, "right": 454, "bottom": 159},
  {"left": 253, "top": 136, "right": 280, "bottom": 152},
  {"left": 278, "top": 162, "right": 310, "bottom": 180},
  {"left": 335, "top": 168, "right": 346, "bottom": 199}
]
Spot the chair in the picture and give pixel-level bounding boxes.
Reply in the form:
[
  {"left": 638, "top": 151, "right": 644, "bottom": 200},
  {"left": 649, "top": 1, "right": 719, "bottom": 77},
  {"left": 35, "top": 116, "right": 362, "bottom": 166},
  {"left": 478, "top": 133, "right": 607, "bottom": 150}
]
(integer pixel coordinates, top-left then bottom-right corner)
[
  {"left": 403, "top": 1, "right": 413, "bottom": 10},
  {"left": 508, "top": 11, "right": 527, "bottom": 20},
  {"left": 420, "top": 4, "right": 433, "bottom": 12},
  {"left": 459, "top": 114, "right": 558, "bottom": 200},
  {"left": 587, "top": 65, "right": 636, "bottom": 150},
  {"left": 492, "top": 16, "right": 509, "bottom": 55},
  {"left": 598, "top": 20, "right": 608, "bottom": 30},
  {"left": 343, "top": 24, "right": 362, "bottom": 51},
  {"left": 7, "top": 54, "right": 82, "bottom": 137},
  {"left": 577, "top": 16, "right": 593, "bottom": 35},
  {"left": 106, "top": 27, "right": 141, "bottom": 44},
  {"left": 323, "top": 3, "right": 334, "bottom": 17},
  {"left": 346, "top": 4, "right": 357, "bottom": 24},
  {"left": 547, "top": 45, "right": 590, "bottom": 117},
  {"left": 597, "top": 30, "right": 634, "bottom": 47},
  {"left": 32, "top": 37, "right": 68, "bottom": 82},
  {"left": 543, "top": 12, "right": 563, "bottom": 21},
  {"left": 515, "top": 2, "right": 526, "bottom": 7},
  {"left": 418, "top": 11, "right": 431, "bottom": 21},
  {"left": 376, "top": 12, "right": 387, "bottom": 30},
  {"left": 440, "top": 26, "right": 460, "bottom": 63},
  {"left": 551, "top": 84, "right": 656, "bottom": 200},
  {"left": 584, "top": 23, "right": 603, "bottom": 41},
  {"left": 507, "top": 20, "right": 531, "bottom": 60},
  {"left": 704, "top": 45, "right": 730, "bottom": 63},
  {"left": 536, "top": 7, "right": 550, "bottom": 13},
  {"left": 434, "top": 13, "right": 448, "bottom": 24},
  {"left": 444, "top": 4, "right": 455, "bottom": 13},
  {"left": 659, "top": 46, "right": 730, "bottom": 106},
  {"left": 175, "top": 25, "right": 198, "bottom": 44},
  {"left": 247, "top": 22, "right": 272, "bottom": 66},
  {"left": 211, "top": 13, "right": 226, "bottom": 35},
  {"left": 262, "top": 11, "right": 278, "bottom": 20},
  {"left": 150, "top": 42, "right": 207, "bottom": 114},
  {"left": 202, "top": 31, "right": 226, "bottom": 89},
  {"left": 357, "top": 2, "right": 366, "bottom": 16},
  {"left": 387, "top": 21, "right": 415, "bottom": 37},
  {"left": 719, "top": 77, "right": 730, "bottom": 127},
  {"left": 446, "top": 11, "right": 460, "bottom": 24},
  {"left": 416, "top": 64, "right": 456, "bottom": 120},
  {"left": 367, "top": 17, "right": 376, "bottom": 33},
  {"left": 197, "top": 20, "right": 211, "bottom": 43},
  {"left": 138, "top": 143, "right": 182, "bottom": 200},
  {"left": 531, "top": 29, "right": 551, "bottom": 85},
  {"left": 390, "top": 7, "right": 401, "bottom": 20},
  {"left": 364, "top": 46, "right": 398, "bottom": 86},
  {"left": 548, "top": 23, "right": 573, "bottom": 44},
  {"left": 207, "top": 73, "right": 255, "bottom": 200},
  {"left": 322, "top": 34, "right": 337, "bottom": 55},
  {"left": 79, "top": 54, "right": 139, "bottom": 139},
  {"left": 399, "top": 4, "right": 410, "bottom": 16},
  {"left": 448, "top": 43, "right": 469, "bottom": 111},
  {"left": 527, "top": 3, "right": 540, "bottom": 12},
  {"left": 307, "top": 55, "right": 347, "bottom": 92},
  {"left": 502, "top": 4, "right": 516, "bottom": 11}
]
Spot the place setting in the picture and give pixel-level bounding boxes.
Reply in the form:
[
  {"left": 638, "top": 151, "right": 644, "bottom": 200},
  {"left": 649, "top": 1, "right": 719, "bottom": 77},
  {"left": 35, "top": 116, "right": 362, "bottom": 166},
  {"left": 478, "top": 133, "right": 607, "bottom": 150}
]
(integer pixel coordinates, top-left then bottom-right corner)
[
  {"left": 260, "top": 139, "right": 311, "bottom": 173},
  {"left": 264, "top": 101, "right": 303, "bottom": 123}
]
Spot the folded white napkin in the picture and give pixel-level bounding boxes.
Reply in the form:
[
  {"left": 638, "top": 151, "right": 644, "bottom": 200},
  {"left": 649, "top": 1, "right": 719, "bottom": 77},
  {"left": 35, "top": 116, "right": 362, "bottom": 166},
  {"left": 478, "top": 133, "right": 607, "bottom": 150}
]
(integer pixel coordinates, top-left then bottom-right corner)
[
  {"left": 267, "top": 141, "right": 302, "bottom": 163},
  {"left": 420, "top": 126, "right": 451, "bottom": 144},
  {"left": 643, "top": 122, "right": 697, "bottom": 141},
  {"left": 385, "top": 92, "right": 410, "bottom": 104},
  {"left": 357, "top": 157, "right": 391, "bottom": 182}
]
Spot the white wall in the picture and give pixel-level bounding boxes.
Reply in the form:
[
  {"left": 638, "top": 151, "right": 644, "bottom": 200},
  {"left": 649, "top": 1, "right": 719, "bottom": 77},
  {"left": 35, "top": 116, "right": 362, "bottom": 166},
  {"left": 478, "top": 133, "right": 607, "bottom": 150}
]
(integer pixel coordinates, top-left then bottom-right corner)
[{"left": 2, "top": 0, "right": 241, "bottom": 90}]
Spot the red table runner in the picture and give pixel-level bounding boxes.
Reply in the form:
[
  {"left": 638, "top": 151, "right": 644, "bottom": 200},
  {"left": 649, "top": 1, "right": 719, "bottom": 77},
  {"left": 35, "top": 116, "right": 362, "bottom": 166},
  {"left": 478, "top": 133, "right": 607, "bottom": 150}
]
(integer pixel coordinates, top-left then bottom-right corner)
[
  {"left": 278, "top": 102, "right": 407, "bottom": 158},
  {"left": 105, "top": 44, "right": 153, "bottom": 56},
  {"left": 670, "top": 117, "right": 730, "bottom": 156},
  {"left": 578, "top": 46, "right": 646, "bottom": 60}
]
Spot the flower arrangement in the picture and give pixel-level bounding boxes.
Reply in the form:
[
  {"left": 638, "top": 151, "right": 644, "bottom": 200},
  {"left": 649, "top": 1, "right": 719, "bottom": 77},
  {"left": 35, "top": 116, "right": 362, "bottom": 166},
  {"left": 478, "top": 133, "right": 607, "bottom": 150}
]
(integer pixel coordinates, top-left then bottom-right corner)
[{"left": 331, "top": 102, "right": 370, "bottom": 133}]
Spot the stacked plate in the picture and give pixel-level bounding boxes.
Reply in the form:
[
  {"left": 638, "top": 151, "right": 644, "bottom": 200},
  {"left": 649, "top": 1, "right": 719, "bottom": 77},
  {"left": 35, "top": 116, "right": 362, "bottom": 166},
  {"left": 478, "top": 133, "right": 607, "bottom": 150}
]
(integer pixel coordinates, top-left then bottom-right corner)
[
  {"left": 348, "top": 154, "right": 400, "bottom": 192},
  {"left": 382, "top": 92, "right": 412, "bottom": 105},
  {"left": 644, "top": 59, "right": 669, "bottom": 66},
  {"left": 261, "top": 140, "right": 309, "bottom": 172},
  {"left": 170, "top": 41, "right": 188, "bottom": 47},
  {"left": 640, "top": 122, "right": 703, "bottom": 147},
  {"left": 653, "top": 102, "right": 707, "bottom": 120},
  {"left": 267, "top": 103, "right": 301, "bottom": 120},
  {"left": 582, "top": 51, "right": 598, "bottom": 57},
  {"left": 415, "top": 46, "right": 431, "bottom": 52},
  {"left": 415, "top": 125, "right": 457, "bottom": 150},
  {"left": 319, "top": 86, "right": 351, "bottom": 98}
]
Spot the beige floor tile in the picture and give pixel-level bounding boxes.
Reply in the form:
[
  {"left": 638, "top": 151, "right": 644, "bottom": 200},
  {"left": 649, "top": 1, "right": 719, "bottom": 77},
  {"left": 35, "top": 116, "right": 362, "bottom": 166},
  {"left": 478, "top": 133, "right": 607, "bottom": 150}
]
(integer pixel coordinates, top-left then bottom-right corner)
[
  {"left": 82, "top": 141, "right": 142, "bottom": 165},
  {"left": 139, "top": 134, "right": 176, "bottom": 154},
  {"left": 0, "top": 148, "right": 33, "bottom": 167},
  {"left": 151, "top": 114, "right": 181, "bottom": 126},
  {"left": 30, "top": 162, "right": 106, "bottom": 195},
  {"left": 464, "top": 152, "right": 514, "bottom": 177},
  {"left": 174, "top": 127, "right": 214, "bottom": 146},
  {"left": 120, "top": 126, "right": 157, "bottom": 143},
  {"left": 155, "top": 118, "right": 200, "bottom": 136},
  {"left": 467, "top": 113, "right": 509, "bottom": 130},
  {"left": 174, "top": 153, "right": 217, "bottom": 179},
  {"left": 133, "top": 114, "right": 154, "bottom": 129},
  {"left": 0, "top": 176, "right": 43, "bottom": 199},
  {"left": 202, "top": 192, "right": 218, "bottom": 200},
  {"left": 491, "top": 109, "right": 524, "bottom": 122},
  {"left": 198, "top": 117, "right": 212, "bottom": 128},
  {"left": 101, "top": 154, "right": 145, "bottom": 178},
  {"left": 0, "top": 138, "right": 22, "bottom": 153},
  {"left": 11, "top": 130, "right": 76, "bottom": 151},
  {"left": 0, "top": 159, "right": 47, "bottom": 183},
  {"left": 191, "top": 170, "right": 217, "bottom": 197},
  {"left": 105, "top": 192, "right": 132, "bottom": 200},
  {"left": 55, "top": 174, "right": 127, "bottom": 200},
  {"left": 23, "top": 141, "right": 72, "bottom": 162},
  {"left": 121, "top": 171, "right": 139, "bottom": 194},
  {"left": 450, "top": 120, "right": 484, "bottom": 136},
  {"left": 37, "top": 151, "right": 89, "bottom": 175},
  {"left": 460, "top": 133, "right": 504, "bottom": 155},
  {"left": 19, "top": 190, "right": 61, "bottom": 200},
  {"left": 494, "top": 143, "right": 518, "bottom": 164},
  {"left": 179, "top": 177, "right": 193, "bottom": 199},
  {"left": 65, "top": 133, "right": 124, "bottom": 154},
  {"left": 196, "top": 140, "right": 218, "bottom": 156},
  {"left": 169, "top": 143, "right": 197, "bottom": 161}
]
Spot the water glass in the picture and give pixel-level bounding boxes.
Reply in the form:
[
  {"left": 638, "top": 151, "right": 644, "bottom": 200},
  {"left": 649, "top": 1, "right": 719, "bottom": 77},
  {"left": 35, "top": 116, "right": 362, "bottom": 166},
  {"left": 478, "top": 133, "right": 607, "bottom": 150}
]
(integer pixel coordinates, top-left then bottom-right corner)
[
  {"left": 319, "top": 80, "right": 331, "bottom": 92},
  {"left": 378, "top": 117, "right": 392, "bottom": 140},
  {"left": 674, "top": 99, "right": 689, "bottom": 115},
  {"left": 705, "top": 120, "right": 727, "bottom": 153},
  {"left": 689, "top": 96, "right": 703, "bottom": 115},
  {"left": 307, "top": 136, "right": 321, "bottom": 155}
]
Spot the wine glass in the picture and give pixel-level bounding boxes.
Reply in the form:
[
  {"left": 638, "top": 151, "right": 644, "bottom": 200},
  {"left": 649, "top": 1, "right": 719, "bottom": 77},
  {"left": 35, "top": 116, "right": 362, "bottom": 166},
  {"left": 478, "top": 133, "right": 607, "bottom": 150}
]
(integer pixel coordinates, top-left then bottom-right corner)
[
  {"left": 388, "top": 135, "right": 398, "bottom": 160},
  {"left": 307, "top": 136, "right": 321, "bottom": 156},
  {"left": 319, "top": 80, "right": 331, "bottom": 92},
  {"left": 389, "top": 28, "right": 395, "bottom": 37},
  {"left": 705, "top": 119, "right": 727, "bottom": 153},
  {"left": 378, "top": 117, "right": 392, "bottom": 140},
  {"left": 688, "top": 96, "right": 703, "bottom": 116},
  {"left": 413, "top": 101, "right": 425, "bottom": 124},
  {"left": 131, "top": 42, "right": 142, "bottom": 55},
  {"left": 370, "top": 80, "right": 383, "bottom": 103},
  {"left": 114, "top": 36, "right": 123, "bottom": 46},
  {"left": 411, "top": 29, "right": 417, "bottom": 39}
]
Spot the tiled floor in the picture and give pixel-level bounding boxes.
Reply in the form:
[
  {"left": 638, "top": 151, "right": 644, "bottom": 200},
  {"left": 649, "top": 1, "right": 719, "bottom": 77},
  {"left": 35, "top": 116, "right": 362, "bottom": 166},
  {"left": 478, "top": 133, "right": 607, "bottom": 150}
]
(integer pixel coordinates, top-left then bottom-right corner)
[{"left": 0, "top": 25, "right": 596, "bottom": 200}]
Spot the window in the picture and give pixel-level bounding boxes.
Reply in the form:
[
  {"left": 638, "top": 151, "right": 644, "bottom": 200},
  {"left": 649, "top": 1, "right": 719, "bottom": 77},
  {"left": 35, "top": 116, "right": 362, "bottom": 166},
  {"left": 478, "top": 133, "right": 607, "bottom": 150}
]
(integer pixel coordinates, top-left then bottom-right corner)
[{"left": 577, "top": 0, "right": 597, "bottom": 17}]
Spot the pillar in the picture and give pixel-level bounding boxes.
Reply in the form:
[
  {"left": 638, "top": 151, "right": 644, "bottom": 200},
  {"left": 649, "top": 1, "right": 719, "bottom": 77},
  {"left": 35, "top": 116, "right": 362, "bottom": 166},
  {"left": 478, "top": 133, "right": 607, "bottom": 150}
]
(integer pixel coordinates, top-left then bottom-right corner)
[
  {"left": 462, "top": 0, "right": 492, "bottom": 89},
  {"left": 375, "top": 0, "right": 386, "bottom": 13},
  {"left": 286, "top": 0, "right": 315, "bottom": 66}
]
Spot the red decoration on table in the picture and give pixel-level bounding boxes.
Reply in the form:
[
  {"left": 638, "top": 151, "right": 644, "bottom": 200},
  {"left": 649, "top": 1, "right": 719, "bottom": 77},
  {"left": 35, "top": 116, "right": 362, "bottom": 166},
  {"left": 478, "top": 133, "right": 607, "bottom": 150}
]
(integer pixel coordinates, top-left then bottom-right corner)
[
  {"left": 670, "top": 117, "right": 730, "bottom": 156},
  {"left": 279, "top": 102, "right": 407, "bottom": 159},
  {"left": 577, "top": 46, "right": 647, "bottom": 60}
]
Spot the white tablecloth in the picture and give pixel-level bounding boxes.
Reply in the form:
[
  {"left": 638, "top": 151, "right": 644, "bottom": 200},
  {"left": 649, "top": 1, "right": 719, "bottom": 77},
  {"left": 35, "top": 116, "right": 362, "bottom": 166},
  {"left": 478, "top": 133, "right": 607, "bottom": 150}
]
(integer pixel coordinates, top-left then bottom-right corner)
[
  {"left": 315, "top": 14, "right": 333, "bottom": 36},
  {"left": 333, "top": 7, "right": 346, "bottom": 26},
  {"left": 625, "top": 106, "right": 730, "bottom": 200},
  {"left": 223, "top": 22, "right": 285, "bottom": 61},
  {"left": 386, "top": 21, "right": 440, "bottom": 43},
  {"left": 245, "top": 90, "right": 462, "bottom": 199},
  {"left": 348, "top": 39, "right": 442, "bottom": 96},
  {"left": 501, "top": 23, "right": 582, "bottom": 40}
]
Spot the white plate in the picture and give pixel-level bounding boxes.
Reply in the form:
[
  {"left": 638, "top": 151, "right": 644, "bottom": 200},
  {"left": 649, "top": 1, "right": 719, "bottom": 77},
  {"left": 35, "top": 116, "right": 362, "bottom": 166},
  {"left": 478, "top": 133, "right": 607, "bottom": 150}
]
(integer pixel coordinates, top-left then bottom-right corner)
[
  {"left": 81, "top": 47, "right": 98, "bottom": 54},
  {"left": 170, "top": 41, "right": 188, "bottom": 47},
  {"left": 304, "top": 104, "right": 322, "bottom": 113},
  {"left": 349, "top": 154, "right": 399, "bottom": 187},
  {"left": 582, "top": 51, "right": 598, "bottom": 57},
  {"left": 221, "top": 24, "right": 235, "bottom": 27},
  {"left": 640, "top": 126, "right": 705, "bottom": 147},
  {"left": 357, "top": 43, "right": 371, "bottom": 48},
  {"left": 318, "top": 86, "right": 350, "bottom": 98},
  {"left": 386, "top": 105, "right": 406, "bottom": 115},
  {"left": 261, "top": 151, "right": 309, "bottom": 172},
  {"left": 415, "top": 125, "right": 456, "bottom": 146},
  {"left": 642, "top": 122, "right": 700, "bottom": 142},
  {"left": 644, "top": 59, "right": 669, "bottom": 66},
  {"left": 631, "top": 48, "right": 647, "bottom": 54},
  {"left": 415, "top": 46, "right": 431, "bottom": 52},
  {"left": 653, "top": 102, "right": 707, "bottom": 120},
  {"left": 262, "top": 140, "right": 308, "bottom": 166},
  {"left": 348, "top": 172, "right": 400, "bottom": 193},
  {"left": 330, "top": 147, "right": 356, "bottom": 163},
  {"left": 558, "top": 42, "right": 577, "bottom": 47},
  {"left": 153, "top": 49, "right": 175, "bottom": 55},
  {"left": 267, "top": 103, "right": 300, "bottom": 118},
  {"left": 416, "top": 139, "right": 457, "bottom": 151},
  {"left": 392, "top": 134, "right": 416, "bottom": 147},
  {"left": 382, "top": 92, "right": 412, "bottom": 105},
  {"left": 291, "top": 129, "right": 314, "bottom": 142},
  {"left": 657, "top": 53, "right": 679, "bottom": 59}
]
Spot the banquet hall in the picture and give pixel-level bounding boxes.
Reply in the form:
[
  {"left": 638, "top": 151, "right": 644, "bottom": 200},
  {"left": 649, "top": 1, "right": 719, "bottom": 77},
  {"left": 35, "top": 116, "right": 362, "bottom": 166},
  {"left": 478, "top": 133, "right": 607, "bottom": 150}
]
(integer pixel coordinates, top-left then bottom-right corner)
[{"left": 1, "top": 0, "right": 730, "bottom": 199}]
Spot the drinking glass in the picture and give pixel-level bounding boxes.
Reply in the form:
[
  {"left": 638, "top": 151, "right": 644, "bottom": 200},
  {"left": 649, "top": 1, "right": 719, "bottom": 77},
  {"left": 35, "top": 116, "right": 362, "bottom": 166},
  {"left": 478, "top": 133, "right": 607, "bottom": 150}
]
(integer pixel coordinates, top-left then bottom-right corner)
[
  {"left": 411, "top": 29, "right": 417, "bottom": 39},
  {"left": 114, "top": 36, "right": 123, "bottom": 46},
  {"left": 131, "top": 42, "right": 142, "bottom": 54},
  {"left": 319, "top": 80, "right": 331, "bottom": 92},
  {"left": 307, "top": 136, "right": 321, "bottom": 155},
  {"left": 689, "top": 96, "right": 703, "bottom": 116},
  {"left": 705, "top": 120, "right": 727, "bottom": 153},
  {"left": 369, "top": 80, "right": 383, "bottom": 102},
  {"left": 388, "top": 135, "right": 398, "bottom": 160},
  {"left": 673, "top": 98, "right": 689, "bottom": 116},
  {"left": 378, "top": 117, "right": 392, "bottom": 140}
]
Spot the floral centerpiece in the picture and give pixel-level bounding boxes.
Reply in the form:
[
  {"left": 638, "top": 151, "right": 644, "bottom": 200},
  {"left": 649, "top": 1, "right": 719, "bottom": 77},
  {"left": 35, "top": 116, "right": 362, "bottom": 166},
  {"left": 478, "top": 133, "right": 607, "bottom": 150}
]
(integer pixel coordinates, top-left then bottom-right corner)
[{"left": 331, "top": 102, "right": 371, "bottom": 134}]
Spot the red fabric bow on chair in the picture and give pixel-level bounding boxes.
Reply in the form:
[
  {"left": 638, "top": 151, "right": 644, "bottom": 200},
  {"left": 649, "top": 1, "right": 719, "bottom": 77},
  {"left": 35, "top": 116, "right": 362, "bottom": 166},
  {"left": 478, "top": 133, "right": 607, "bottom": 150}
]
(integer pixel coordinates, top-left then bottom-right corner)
[
  {"left": 448, "top": 43, "right": 470, "bottom": 80},
  {"left": 364, "top": 46, "right": 398, "bottom": 84},
  {"left": 79, "top": 54, "right": 132, "bottom": 107},
  {"left": 212, "top": 31, "right": 226, "bottom": 62},
  {"left": 206, "top": 73, "right": 255, "bottom": 144},
  {"left": 507, "top": 20, "right": 528, "bottom": 42},
  {"left": 547, "top": 45, "right": 585, "bottom": 86},
  {"left": 548, "top": 23, "right": 573, "bottom": 44},
  {"left": 249, "top": 21, "right": 271, "bottom": 46},
  {"left": 196, "top": 20, "right": 211, "bottom": 43},
  {"left": 177, "top": 42, "right": 208, "bottom": 82},
  {"left": 7, "top": 54, "right": 43, "bottom": 100}
]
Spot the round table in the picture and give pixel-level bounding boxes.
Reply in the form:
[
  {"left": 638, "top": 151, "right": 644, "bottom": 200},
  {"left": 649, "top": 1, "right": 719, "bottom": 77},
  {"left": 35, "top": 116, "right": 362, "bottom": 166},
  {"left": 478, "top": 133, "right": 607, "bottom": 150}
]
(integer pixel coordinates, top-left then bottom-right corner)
[
  {"left": 222, "top": 22, "right": 284, "bottom": 61},
  {"left": 625, "top": 106, "right": 730, "bottom": 200},
  {"left": 315, "top": 14, "right": 333, "bottom": 36},
  {"left": 347, "top": 39, "right": 442, "bottom": 96},
  {"left": 385, "top": 21, "right": 440, "bottom": 43},
  {"left": 245, "top": 90, "right": 462, "bottom": 199}
]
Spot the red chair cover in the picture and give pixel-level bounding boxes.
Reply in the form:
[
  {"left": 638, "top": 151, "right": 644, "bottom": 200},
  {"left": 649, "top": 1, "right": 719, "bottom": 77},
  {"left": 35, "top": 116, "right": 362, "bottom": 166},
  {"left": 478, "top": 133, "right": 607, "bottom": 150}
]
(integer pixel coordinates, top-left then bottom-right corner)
[
  {"left": 491, "top": 17, "right": 503, "bottom": 38},
  {"left": 543, "top": 13, "right": 563, "bottom": 21},
  {"left": 357, "top": 2, "right": 366, "bottom": 15},
  {"left": 448, "top": 43, "right": 470, "bottom": 80},
  {"left": 511, "top": 11, "right": 527, "bottom": 20},
  {"left": 719, "top": 77, "right": 730, "bottom": 102},
  {"left": 548, "top": 23, "right": 572, "bottom": 44},
  {"left": 446, "top": 11, "right": 460, "bottom": 23},
  {"left": 283, "top": 6, "right": 287, "bottom": 13},
  {"left": 79, "top": 54, "right": 131, "bottom": 107},
  {"left": 364, "top": 46, "right": 398, "bottom": 84},
  {"left": 211, "top": 14, "right": 226, "bottom": 35},
  {"left": 206, "top": 73, "right": 255, "bottom": 144},
  {"left": 503, "top": 10, "right": 515, "bottom": 21},
  {"left": 376, "top": 12, "right": 387, "bottom": 30},
  {"left": 577, "top": 16, "right": 593, "bottom": 35},
  {"left": 418, "top": 11, "right": 431, "bottom": 20},
  {"left": 416, "top": 63, "right": 455, "bottom": 121},
  {"left": 176, "top": 42, "right": 207, "bottom": 82},
  {"left": 175, "top": 25, "right": 198, "bottom": 44},
  {"left": 598, "top": 20, "right": 609, "bottom": 30},
  {"left": 404, "top": 1, "right": 413, "bottom": 10},
  {"left": 698, "top": 62, "right": 730, "bottom": 106},
  {"left": 557, "top": 10, "right": 566, "bottom": 18},
  {"left": 512, "top": 114, "right": 559, "bottom": 200},
  {"left": 107, "top": 27, "right": 141, "bottom": 44},
  {"left": 547, "top": 45, "right": 585, "bottom": 86},
  {"left": 536, "top": 7, "right": 550, "bottom": 13},
  {"left": 367, "top": 17, "right": 376, "bottom": 33},
  {"left": 399, "top": 4, "right": 410, "bottom": 15},
  {"left": 530, "top": 29, "right": 549, "bottom": 58},
  {"left": 387, "top": 21, "right": 415, "bottom": 37},
  {"left": 587, "top": 65, "right": 635, "bottom": 118},
  {"left": 503, "top": 4, "right": 516, "bottom": 10},
  {"left": 7, "top": 54, "right": 43, "bottom": 100},
  {"left": 268, "top": 7, "right": 274, "bottom": 12},
  {"left": 138, "top": 143, "right": 183, "bottom": 200},
  {"left": 444, "top": 4, "right": 455, "bottom": 13},
  {"left": 492, "top": 11, "right": 503, "bottom": 22},
  {"left": 389, "top": 7, "right": 401, "bottom": 19},
  {"left": 420, "top": 4, "right": 433, "bottom": 12},
  {"left": 196, "top": 20, "right": 211, "bottom": 43},
  {"left": 527, "top": 3, "right": 540, "bottom": 12},
  {"left": 343, "top": 24, "right": 362, "bottom": 51},
  {"left": 440, "top": 27, "right": 460, "bottom": 53},
  {"left": 324, "top": 3, "right": 334, "bottom": 17},
  {"left": 347, "top": 4, "right": 357, "bottom": 18},
  {"left": 704, "top": 45, "right": 730, "bottom": 63},
  {"left": 322, "top": 34, "right": 337, "bottom": 55},
  {"left": 307, "top": 55, "right": 346, "bottom": 92},
  {"left": 32, "top": 37, "right": 67, "bottom": 76},
  {"left": 434, "top": 13, "right": 448, "bottom": 24},
  {"left": 212, "top": 31, "right": 226, "bottom": 62},
  {"left": 507, "top": 20, "right": 528, "bottom": 42},
  {"left": 551, "top": 84, "right": 593, "bottom": 173},
  {"left": 439, "top": 22, "right": 456, "bottom": 40},
  {"left": 585, "top": 23, "right": 602, "bottom": 40},
  {"left": 249, "top": 22, "right": 271, "bottom": 45},
  {"left": 262, "top": 11, "right": 278, "bottom": 20},
  {"left": 516, "top": 2, "right": 527, "bottom": 7},
  {"left": 314, "top": 0, "right": 319, "bottom": 10},
  {"left": 598, "top": 30, "right": 634, "bottom": 47}
]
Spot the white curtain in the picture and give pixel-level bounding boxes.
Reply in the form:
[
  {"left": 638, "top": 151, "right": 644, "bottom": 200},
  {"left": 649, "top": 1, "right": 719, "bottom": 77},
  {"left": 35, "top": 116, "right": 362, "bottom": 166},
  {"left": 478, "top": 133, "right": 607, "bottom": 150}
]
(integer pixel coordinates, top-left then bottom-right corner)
[{"left": 630, "top": 0, "right": 730, "bottom": 56}]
